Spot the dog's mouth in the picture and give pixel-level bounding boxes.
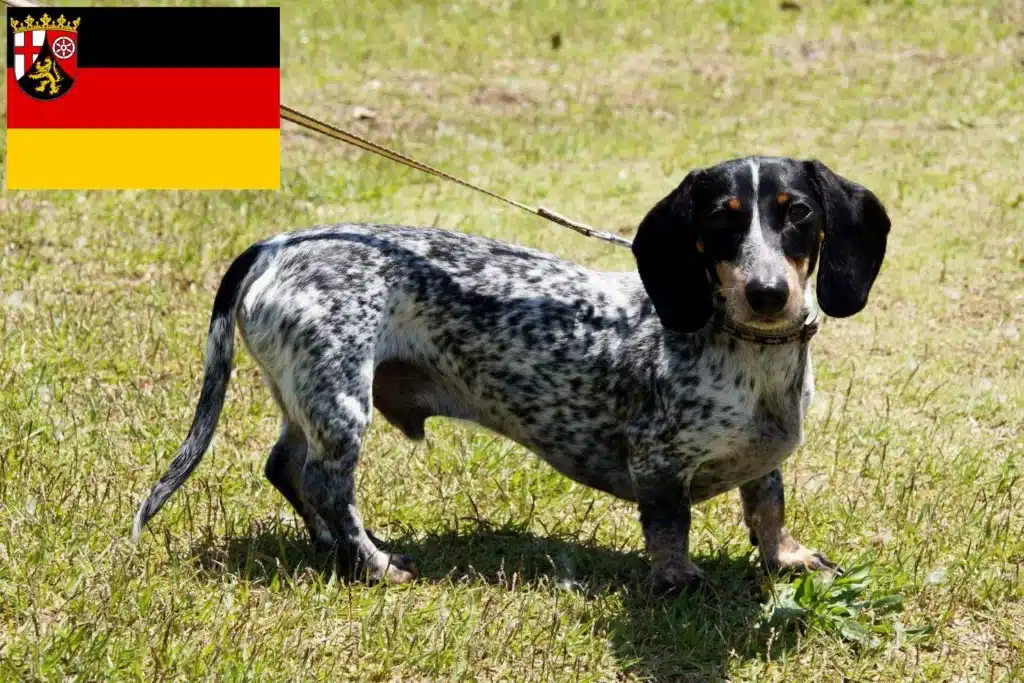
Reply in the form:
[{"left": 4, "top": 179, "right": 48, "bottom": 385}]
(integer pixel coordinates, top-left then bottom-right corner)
[
  {"left": 745, "top": 310, "right": 800, "bottom": 329},
  {"left": 713, "top": 292, "right": 816, "bottom": 342},
  {"left": 716, "top": 295, "right": 807, "bottom": 330}
]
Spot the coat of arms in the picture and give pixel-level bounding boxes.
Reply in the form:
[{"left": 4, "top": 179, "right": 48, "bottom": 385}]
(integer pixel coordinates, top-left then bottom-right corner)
[{"left": 10, "top": 13, "right": 81, "bottom": 100}]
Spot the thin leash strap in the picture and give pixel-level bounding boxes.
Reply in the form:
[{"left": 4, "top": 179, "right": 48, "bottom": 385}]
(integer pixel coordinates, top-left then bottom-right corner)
[{"left": 279, "top": 106, "right": 633, "bottom": 248}]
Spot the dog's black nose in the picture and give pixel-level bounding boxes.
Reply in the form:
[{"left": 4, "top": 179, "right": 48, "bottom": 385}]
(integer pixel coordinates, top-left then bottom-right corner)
[{"left": 745, "top": 278, "right": 789, "bottom": 316}]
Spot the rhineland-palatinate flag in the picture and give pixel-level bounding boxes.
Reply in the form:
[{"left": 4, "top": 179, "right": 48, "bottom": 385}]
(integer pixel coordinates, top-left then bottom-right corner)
[{"left": 5, "top": 6, "right": 280, "bottom": 190}]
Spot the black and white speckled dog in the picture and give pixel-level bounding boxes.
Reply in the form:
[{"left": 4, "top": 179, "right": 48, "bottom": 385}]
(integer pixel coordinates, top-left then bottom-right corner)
[{"left": 131, "top": 156, "right": 890, "bottom": 593}]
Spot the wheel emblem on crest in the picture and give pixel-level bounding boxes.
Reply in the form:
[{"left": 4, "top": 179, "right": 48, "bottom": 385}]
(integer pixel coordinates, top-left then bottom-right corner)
[{"left": 52, "top": 36, "right": 75, "bottom": 59}]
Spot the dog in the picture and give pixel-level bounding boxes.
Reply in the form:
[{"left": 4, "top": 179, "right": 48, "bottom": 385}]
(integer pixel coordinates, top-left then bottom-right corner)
[{"left": 131, "top": 156, "right": 890, "bottom": 594}]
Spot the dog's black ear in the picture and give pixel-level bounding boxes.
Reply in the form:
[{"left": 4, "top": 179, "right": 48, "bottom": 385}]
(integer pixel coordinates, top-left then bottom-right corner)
[
  {"left": 632, "top": 169, "right": 713, "bottom": 333},
  {"left": 805, "top": 160, "right": 891, "bottom": 318}
]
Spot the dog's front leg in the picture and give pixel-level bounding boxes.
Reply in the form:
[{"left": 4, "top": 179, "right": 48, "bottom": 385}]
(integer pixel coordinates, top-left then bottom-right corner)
[
  {"left": 741, "top": 469, "right": 837, "bottom": 574},
  {"left": 630, "top": 457, "right": 705, "bottom": 595}
]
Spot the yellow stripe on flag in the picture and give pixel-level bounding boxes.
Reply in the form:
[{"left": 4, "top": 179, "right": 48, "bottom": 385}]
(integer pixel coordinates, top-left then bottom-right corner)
[{"left": 6, "top": 129, "right": 280, "bottom": 190}]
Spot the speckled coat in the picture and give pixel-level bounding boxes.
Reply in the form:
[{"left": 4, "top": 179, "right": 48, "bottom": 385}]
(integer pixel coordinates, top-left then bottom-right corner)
[{"left": 132, "top": 156, "right": 890, "bottom": 592}]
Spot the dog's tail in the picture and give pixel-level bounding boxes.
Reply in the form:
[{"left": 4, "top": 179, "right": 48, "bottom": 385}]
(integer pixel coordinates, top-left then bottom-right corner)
[{"left": 131, "top": 242, "right": 268, "bottom": 543}]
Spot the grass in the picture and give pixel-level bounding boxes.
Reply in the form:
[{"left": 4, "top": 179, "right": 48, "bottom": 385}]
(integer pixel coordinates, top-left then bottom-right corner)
[{"left": 2, "top": 0, "right": 1023, "bottom": 680}]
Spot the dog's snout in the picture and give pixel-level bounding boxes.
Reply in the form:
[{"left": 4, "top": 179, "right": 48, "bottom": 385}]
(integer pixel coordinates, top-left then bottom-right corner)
[{"left": 745, "top": 278, "right": 789, "bottom": 316}]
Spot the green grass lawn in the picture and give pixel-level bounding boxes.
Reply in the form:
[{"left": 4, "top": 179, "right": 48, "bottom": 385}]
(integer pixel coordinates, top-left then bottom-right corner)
[{"left": 2, "top": 0, "right": 1023, "bottom": 680}]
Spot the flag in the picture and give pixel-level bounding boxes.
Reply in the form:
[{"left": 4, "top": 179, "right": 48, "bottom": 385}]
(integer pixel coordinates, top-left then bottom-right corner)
[{"left": 5, "top": 6, "right": 280, "bottom": 190}]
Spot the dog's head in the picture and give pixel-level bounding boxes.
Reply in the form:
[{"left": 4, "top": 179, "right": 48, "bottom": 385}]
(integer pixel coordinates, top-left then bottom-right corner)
[{"left": 632, "top": 156, "right": 891, "bottom": 334}]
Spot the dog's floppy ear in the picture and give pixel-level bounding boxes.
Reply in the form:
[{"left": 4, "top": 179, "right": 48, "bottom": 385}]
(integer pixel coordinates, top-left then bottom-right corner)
[
  {"left": 804, "top": 160, "right": 891, "bottom": 318},
  {"left": 632, "top": 169, "right": 713, "bottom": 333}
]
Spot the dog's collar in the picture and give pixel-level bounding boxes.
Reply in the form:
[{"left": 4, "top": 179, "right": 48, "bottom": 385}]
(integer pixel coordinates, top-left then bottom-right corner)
[{"left": 712, "top": 300, "right": 821, "bottom": 346}]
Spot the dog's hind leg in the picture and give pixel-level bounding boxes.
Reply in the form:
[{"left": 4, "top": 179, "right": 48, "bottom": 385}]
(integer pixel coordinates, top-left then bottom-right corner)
[
  {"left": 297, "top": 363, "right": 419, "bottom": 585},
  {"left": 264, "top": 418, "right": 337, "bottom": 550}
]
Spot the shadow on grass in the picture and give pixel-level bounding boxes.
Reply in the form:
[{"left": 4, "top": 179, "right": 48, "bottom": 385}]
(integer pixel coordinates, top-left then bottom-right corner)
[{"left": 191, "top": 521, "right": 797, "bottom": 681}]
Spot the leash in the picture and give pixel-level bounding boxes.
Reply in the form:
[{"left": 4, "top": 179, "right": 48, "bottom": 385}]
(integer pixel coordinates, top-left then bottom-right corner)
[
  {"left": 3, "top": 0, "right": 632, "bottom": 249},
  {"left": 279, "top": 106, "right": 633, "bottom": 248}
]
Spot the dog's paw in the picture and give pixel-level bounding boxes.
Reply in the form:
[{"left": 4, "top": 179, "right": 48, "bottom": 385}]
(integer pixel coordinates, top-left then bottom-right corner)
[
  {"left": 648, "top": 561, "right": 708, "bottom": 598},
  {"left": 368, "top": 552, "right": 420, "bottom": 585},
  {"left": 765, "top": 544, "right": 840, "bottom": 576}
]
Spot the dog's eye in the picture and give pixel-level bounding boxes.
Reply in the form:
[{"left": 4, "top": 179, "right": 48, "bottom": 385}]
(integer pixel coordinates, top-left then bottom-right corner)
[{"left": 788, "top": 203, "right": 812, "bottom": 223}]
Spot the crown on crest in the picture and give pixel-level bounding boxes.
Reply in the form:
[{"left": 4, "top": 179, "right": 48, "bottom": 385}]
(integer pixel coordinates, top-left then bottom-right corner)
[{"left": 10, "top": 13, "right": 81, "bottom": 34}]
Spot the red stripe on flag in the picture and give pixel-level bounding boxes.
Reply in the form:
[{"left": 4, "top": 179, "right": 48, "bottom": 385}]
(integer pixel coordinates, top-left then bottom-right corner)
[{"left": 7, "top": 67, "right": 280, "bottom": 128}]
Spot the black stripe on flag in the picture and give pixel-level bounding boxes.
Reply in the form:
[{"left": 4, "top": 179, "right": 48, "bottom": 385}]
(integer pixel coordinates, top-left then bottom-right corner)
[{"left": 7, "top": 6, "right": 279, "bottom": 68}]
